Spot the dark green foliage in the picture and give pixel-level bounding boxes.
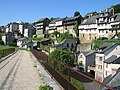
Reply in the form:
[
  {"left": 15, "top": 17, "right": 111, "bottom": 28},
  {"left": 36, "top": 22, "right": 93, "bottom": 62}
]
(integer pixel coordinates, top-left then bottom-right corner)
[
  {"left": 58, "top": 32, "right": 74, "bottom": 42},
  {"left": 8, "top": 41, "right": 17, "bottom": 47},
  {"left": 53, "top": 31, "right": 60, "bottom": 38},
  {"left": 0, "top": 40, "right": 4, "bottom": 45},
  {"left": 117, "top": 32, "right": 120, "bottom": 38},
  {"left": 74, "top": 11, "right": 80, "bottom": 17},
  {"left": 74, "top": 22, "right": 79, "bottom": 37},
  {"left": 50, "top": 49, "right": 74, "bottom": 67},
  {"left": 39, "top": 85, "right": 53, "bottom": 90}
]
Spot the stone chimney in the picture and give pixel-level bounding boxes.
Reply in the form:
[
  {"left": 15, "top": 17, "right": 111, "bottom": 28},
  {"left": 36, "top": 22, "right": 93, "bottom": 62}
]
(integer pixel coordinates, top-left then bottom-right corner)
[{"left": 112, "top": 8, "right": 115, "bottom": 15}]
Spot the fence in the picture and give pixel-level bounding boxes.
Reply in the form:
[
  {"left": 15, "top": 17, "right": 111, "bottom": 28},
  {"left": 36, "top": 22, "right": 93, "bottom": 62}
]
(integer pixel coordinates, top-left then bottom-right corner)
[
  {"left": 30, "top": 49, "right": 114, "bottom": 90},
  {"left": 0, "top": 48, "right": 15, "bottom": 59}
]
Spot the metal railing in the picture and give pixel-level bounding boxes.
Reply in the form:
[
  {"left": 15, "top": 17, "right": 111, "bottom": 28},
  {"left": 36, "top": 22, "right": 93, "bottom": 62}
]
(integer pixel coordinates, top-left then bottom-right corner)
[{"left": 30, "top": 49, "right": 114, "bottom": 90}]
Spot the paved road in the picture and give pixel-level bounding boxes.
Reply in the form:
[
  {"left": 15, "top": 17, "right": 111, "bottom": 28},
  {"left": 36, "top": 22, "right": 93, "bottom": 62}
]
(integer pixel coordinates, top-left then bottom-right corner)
[{"left": 0, "top": 50, "right": 43, "bottom": 90}]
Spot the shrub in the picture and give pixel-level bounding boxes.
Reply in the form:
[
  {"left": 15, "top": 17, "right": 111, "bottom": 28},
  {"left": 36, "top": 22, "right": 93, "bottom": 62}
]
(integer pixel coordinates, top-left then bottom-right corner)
[{"left": 39, "top": 84, "right": 53, "bottom": 90}]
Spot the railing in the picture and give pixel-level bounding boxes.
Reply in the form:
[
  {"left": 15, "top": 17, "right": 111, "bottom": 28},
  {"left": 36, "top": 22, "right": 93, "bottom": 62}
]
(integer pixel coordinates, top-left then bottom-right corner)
[
  {"left": 30, "top": 49, "right": 114, "bottom": 90},
  {"left": 0, "top": 48, "right": 15, "bottom": 59}
]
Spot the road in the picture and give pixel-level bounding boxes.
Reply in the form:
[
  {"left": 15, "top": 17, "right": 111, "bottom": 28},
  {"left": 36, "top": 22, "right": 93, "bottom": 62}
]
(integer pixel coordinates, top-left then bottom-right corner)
[{"left": 0, "top": 50, "right": 43, "bottom": 90}]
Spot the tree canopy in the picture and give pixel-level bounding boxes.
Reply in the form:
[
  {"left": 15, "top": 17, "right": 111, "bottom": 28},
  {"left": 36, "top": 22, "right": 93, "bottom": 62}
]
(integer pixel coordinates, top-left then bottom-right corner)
[
  {"left": 50, "top": 49, "right": 74, "bottom": 66},
  {"left": 58, "top": 31, "right": 74, "bottom": 42},
  {"left": 74, "top": 11, "right": 80, "bottom": 17}
]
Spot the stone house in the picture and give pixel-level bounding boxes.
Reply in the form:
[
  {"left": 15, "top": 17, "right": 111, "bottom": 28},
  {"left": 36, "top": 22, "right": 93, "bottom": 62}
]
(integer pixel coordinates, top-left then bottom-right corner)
[
  {"left": 64, "top": 16, "right": 82, "bottom": 37},
  {"left": 2, "top": 32, "right": 14, "bottom": 45},
  {"left": 78, "top": 8, "right": 120, "bottom": 43},
  {"left": 77, "top": 50, "right": 96, "bottom": 72},
  {"left": 35, "top": 18, "right": 50, "bottom": 37},
  {"left": 50, "top": 38, "right": 77, "bottom": 53}
]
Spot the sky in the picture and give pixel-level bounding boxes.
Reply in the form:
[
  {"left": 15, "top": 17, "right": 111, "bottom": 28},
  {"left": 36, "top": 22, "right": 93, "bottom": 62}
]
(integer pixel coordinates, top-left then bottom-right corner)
[{"left": 0, "top": 0, "right": 120, "bottom": 25}]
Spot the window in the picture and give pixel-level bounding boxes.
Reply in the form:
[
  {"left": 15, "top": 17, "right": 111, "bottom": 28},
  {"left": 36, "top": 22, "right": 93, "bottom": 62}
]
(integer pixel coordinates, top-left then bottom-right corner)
[
  {"left": 106, "top": 63, "right": 108, "bottom": 68},
  {"left": 106, "top": 71, "right": 107, "bottom": 76},
  {"left": 71, "top": 43, "right": 74, "bottom": 48},
  {"left": 80, "top": 55, "right": 82, "bottom": 58},
  {"left": 99, "top": 57, "right": 102, "bottom": 61},
  {"left": 67, "top": 43, "right": 69, "bottom": 47},
  {"left": 83, "top": 34, "right": 84, "bottom": 37}
]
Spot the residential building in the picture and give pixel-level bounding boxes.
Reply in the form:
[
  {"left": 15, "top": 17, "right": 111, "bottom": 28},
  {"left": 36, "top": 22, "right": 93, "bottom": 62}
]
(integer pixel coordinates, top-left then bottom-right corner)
[
  {"left": 17, "top": 37, "right": 33, "bottom": 48},
  {"left": 50, "top": 38, "right": 77, "bottom": 53},
  {"left": 104, "top": 55, "right": 120, "bottom": 79},
  {"left": 109, "top": 13, "right": 120, "bottom": 39},
  {"left": 5, "top": 21, "right": 34, "bottom": 38},
  {"left": 77, "top": 50, "right": 95, "bottom": 72},
  {"left": 35, "top": 18, "right": 50, "bottom": 37},
  {"left": 2, "top": 32, "right": 14, "bottom": 45},
  {"left": 79, "top": 16, "right": 98, "bottom": 43},
  {"left": 78, "top": 8, "right": 118, "bottom": 43},
  {"left": 95, "top": 43, "right": 120, "bottom": 82},
  {"left": 46, "top": 18, "right": 65, "bottom": 35},
  {"left": 64, "top": 16, "right": 82, "bottom": 37}
]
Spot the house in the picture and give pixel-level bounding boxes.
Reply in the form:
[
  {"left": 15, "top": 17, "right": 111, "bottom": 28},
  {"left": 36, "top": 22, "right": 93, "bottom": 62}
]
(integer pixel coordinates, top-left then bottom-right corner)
[
  {"left": 104, "top": 68, "right": 120, "bottom": 89},
  {"left": 5, "top": 21, "right": 34, "bottom": 38},
  {"left": 109, "top": 13, "right": 120, "bottom": 39},
  {"left": 17, "top": 37, "right": 33, "bottom": 48},
  {"left": 46, "top": 18, "right": 65, "bottom": 35},
  {"left": 79, "top": 16, "right": 98, "bottom": 43},
  {"left": 64, "top": 16, "right": 82, "bottom": 37},
  {"left": 77, "top": 50, "right": 96, "bottom": 72},
  {"left": 35, "top": 18, "right": 50, "bottom": 37},
  {"left": 46, "top": 19, "right": 58, "bottom": 34},
  {"left": 0, "top": 26, "right": 6, "bottom": 32},
  {"left": 50, "top": 38, "right": 77, "bottom": 52},
  {"left": 2, "top": 32, "right": 14, "bottom": 45},
  {"left": 96, "top": 9, "right": 113, "bottom": 39},
  {"left": 104, "top": 55, "right": 120, "bottom": 79},
  {"left": 78, "top": 8, "right": 118, "bottom": 43},
  {"left": 95, "top": 43, "right": 120, "bottom": 82}
]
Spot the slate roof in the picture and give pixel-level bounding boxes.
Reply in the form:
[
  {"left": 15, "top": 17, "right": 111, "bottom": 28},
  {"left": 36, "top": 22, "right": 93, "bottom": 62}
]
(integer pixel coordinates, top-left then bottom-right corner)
[
  {"left": 65, "top": 16, "right": 80, "bottom": 21},
  {"left": 50, "top": 18, "right": 64, "bottom": 24},
  {"left": 52, "top": 38, "right": 77, "bottom": 47},
  {"left": 104, "top": 55, "right": 120, "bottom": 64},
  {"left": 80, "top": 50, "right": 95, "bottom": 56},
  {"left": 112, "top": 13, "right": 120, "bottom": 22},
  {"left": 98, "top": 43, "right": 118, "bottom": 53},
  {"left": 81, "top": 16, "right": 97, "bottom": 25},
  {"left": 18, "top": 37, "right": 27, "bottom": 41},
  {"left": 36, "top": 18, "right": 48, "bottom": 23}
]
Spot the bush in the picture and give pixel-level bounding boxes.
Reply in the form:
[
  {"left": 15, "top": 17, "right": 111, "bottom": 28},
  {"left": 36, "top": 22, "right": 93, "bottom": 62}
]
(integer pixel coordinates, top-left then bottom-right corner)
[
  {"left": 50, "top": 50, "right": 74, "bottom": 67},
  {"left": 39, "top": 85, "right": 53, "bottom": 90}
]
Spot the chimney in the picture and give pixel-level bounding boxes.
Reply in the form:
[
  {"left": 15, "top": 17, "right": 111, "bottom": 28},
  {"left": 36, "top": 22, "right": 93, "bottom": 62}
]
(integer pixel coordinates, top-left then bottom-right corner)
[{"left": 112, "top": 8, "right": 115, "bottom": 15}]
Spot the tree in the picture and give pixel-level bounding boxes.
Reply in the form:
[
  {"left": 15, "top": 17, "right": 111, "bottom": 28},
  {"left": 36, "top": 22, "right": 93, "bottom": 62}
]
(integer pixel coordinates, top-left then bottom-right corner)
[
  {"left": 74, "top": 22, "right": 79, "bottom": 37},
  {"left": 58, "top": 31, "right": 74, "bottom": 42},
  {"left": 74, "top": 11, "right": 80, "bottom": 17},
  {"left": 50, "top": 49, "right": 74, "bottom": 67},
  {"left": 53, "top": 31, "right": 60, "bottom": 38},
  {"left": 111, "top": 4, "right": 120, "bottom": 14}
]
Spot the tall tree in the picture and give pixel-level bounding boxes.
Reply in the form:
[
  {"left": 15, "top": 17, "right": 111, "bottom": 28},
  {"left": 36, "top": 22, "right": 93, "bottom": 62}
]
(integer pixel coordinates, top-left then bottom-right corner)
[{"left": 74, "top": 11, "right": 80, "bottom": 17}]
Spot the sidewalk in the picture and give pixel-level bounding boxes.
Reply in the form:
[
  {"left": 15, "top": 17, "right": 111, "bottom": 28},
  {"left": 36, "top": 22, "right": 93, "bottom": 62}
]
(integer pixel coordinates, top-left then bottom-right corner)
[{"left": 29, "top": 51, "right": 64, "bottom": 90}]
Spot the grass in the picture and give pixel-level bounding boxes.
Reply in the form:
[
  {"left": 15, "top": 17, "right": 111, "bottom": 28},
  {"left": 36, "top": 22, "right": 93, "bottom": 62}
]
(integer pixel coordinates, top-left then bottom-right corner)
[
  {"left": 93, "top": 39, "right": 120, "bottom": 49},
  {"left": 0, "top": 45, "right": 12, "bottom": 50},
  {"left": 71, "top": 77, "right": 84, "bottom": 90}
]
